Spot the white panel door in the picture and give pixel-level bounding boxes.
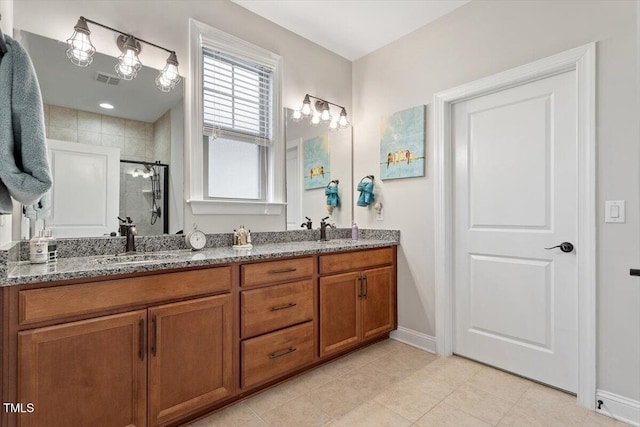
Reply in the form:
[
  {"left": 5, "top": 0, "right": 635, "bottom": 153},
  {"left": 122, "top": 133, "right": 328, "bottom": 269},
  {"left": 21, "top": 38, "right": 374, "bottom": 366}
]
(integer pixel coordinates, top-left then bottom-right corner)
[
  {"left": 47, "top": 139, "right": 120, "bottom": 237},
  {"left": 453, "top": 70, "right": 578, "bottom": 392}
]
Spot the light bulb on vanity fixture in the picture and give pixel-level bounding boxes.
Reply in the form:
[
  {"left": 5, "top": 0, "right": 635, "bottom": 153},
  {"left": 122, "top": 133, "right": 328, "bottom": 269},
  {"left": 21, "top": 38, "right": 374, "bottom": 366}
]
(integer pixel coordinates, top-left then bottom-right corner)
[
  {"left": 155, "top": 51, "right": 181, "bottom": 92},
  {"left": 115, "top": 35, "right": 142, "bottom": 80},
  {"left": 293, "top": 94, "right": 349, "bottom": 130},
  {"left": 65, "top": 17, "right": 96, "bottom": 67},
  {"left": 65, "top": 16, "right": 181, "bottom": 91}
]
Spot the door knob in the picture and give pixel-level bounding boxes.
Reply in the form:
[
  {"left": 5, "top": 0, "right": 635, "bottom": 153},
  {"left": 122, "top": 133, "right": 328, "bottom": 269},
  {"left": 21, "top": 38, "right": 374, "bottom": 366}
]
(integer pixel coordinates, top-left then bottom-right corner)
[{"left": 545, "top": 242, "right": 574, "bottom": 253}]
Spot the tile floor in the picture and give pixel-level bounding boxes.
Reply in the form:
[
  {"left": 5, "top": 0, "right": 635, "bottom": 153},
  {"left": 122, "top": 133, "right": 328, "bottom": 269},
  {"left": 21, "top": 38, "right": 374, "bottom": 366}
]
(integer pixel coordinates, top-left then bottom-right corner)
[{"left": 189, "top": 339, "right": 628, "bottom": 427}]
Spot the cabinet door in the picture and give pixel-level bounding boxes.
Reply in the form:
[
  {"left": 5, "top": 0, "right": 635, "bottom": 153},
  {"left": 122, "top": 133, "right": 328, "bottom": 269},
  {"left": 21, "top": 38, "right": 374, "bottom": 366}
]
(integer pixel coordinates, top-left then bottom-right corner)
[
  {"left": 362, "top": 266, "right": 395, "bottom": 340},
  {"left": 319, "top": 272, "right": 361, "bottom": 357},
  {"left": 18, "top": 311, "right": 147, "bottom": 427},
  {"left": 148, "top": 294, "right": 233, "bottom": 427}
]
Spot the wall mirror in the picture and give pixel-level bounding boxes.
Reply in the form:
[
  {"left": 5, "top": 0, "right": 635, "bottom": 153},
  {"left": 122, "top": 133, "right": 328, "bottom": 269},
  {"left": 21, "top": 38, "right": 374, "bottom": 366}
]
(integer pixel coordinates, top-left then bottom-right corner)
[
  {"left": 284, "top": 107, "right": 353, "bottom": 230},
  {"left": 15, "top": 29, "right": 184, "bottom": 238}
]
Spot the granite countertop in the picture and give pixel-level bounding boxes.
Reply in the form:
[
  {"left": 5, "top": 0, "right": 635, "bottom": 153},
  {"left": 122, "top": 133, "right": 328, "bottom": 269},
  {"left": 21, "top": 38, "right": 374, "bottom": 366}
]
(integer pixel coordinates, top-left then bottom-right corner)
[{"left": 4, "top": 238, "right": 398, "bottom": 286}]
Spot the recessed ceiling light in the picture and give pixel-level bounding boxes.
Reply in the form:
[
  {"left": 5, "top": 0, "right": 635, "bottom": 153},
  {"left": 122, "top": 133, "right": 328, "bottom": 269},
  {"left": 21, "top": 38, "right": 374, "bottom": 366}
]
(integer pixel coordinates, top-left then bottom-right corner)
[{"left": 99, "top": 102, "right": 114, "bottom": 110}]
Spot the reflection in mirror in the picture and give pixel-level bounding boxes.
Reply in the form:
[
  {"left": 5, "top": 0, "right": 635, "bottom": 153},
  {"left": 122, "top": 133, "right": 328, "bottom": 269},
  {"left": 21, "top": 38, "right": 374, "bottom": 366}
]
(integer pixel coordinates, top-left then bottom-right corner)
[
  {"left": 16, "top": 30, "right": 184, "bottom": 237},
  {"left": 120, "top": 160, "right": 169, "bottom": 235},
  {"left": 285, "top": 108, "right": 353, "bottom": 230}
]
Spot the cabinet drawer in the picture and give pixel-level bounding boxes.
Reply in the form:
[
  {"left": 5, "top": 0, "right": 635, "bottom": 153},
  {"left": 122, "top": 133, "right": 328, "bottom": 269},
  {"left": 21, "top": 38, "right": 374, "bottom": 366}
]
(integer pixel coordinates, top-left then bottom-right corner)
[
  {"left": 241, "top": 257, "right": 313, "bottom": 287},
  {"left": 319, "top": 247, "right": 394, "bottom": 274},
  {"left": 241, "top": 280, "right": 314, "bottom": 338},
  {"left": 241, "top": 322, "right": 314, "bottom": 388},
  {"left": 19, "top": 267, "right": 232, "bottom": 326}
]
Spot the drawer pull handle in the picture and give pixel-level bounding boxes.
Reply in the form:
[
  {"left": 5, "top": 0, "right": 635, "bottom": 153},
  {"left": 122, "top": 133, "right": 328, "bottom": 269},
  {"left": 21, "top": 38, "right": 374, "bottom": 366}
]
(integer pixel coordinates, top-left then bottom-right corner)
[
  {"left": 270, "top": 302, "right": 297, "bottom": 311},
  {"left": 269, "top": 268, "right": 297, "bottom": 274},
  {"left": 270, "top": 347, "right": 297, "bottom": 359}
]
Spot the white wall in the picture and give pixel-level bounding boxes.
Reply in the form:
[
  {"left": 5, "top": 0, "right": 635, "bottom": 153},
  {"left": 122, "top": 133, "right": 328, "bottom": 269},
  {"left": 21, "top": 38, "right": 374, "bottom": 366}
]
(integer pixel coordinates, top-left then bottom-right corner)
[
  {"left": 13, "top": 0, "right": 352, "bottom": 233},
  {"left": 352, "top": 0, "right": 640, "bottom": 402},
  {"left": 0, "top": 0, "right": 13, "bottom": 245},
  {"left": 169, "top": 102, "right": 184, "bottom": 234}
]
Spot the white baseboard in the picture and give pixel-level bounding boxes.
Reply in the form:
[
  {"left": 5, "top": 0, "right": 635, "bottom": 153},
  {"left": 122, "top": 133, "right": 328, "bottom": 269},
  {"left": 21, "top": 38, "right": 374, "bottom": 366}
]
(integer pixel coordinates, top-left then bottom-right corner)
[
  {"left": 596, "top": 389, "right": 640, "bottom": 426},
  {"left": 390, "top": 327, "right": 436, "bottom": 354}
]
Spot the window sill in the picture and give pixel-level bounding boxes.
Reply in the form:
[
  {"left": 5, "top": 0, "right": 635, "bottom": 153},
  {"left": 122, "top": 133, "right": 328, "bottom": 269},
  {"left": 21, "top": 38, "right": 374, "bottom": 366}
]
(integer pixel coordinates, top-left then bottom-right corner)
[{"left": 187, "top": 199, "right": 286, "bottom": 215}]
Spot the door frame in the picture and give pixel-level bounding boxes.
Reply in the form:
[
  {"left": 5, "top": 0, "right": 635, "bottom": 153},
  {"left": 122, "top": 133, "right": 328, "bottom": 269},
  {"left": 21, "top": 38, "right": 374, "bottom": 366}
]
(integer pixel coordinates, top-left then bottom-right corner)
[{"left": 433, "top": 43, "right": 596, "bottom": 408}]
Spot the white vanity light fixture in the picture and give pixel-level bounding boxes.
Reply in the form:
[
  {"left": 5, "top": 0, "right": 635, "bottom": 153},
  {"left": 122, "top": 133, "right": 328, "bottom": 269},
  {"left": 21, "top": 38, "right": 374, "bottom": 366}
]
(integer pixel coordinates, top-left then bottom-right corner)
[
  {"left": 292, "top": 94, "right": 349, "bottom": 130},
  {"left": 65, "top": 16, "right": 181, "bottom": 92},
  {"left": 99, "top": 102, "right": 114, "bottom": 110}
]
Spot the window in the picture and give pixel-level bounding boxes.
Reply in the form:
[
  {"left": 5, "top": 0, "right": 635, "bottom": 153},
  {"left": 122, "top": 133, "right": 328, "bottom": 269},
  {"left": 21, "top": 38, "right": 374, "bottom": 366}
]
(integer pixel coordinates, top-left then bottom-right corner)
[
  {"left": 202, "top": 48, "right": 272, "bottom": 200},
  {"left": 188, "top": 19, "right": 284, "bottom": 214}
]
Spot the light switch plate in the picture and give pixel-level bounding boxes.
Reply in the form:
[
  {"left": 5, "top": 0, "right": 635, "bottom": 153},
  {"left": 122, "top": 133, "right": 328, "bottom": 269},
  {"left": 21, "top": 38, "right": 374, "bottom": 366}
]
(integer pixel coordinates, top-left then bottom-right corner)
[{"left": 605, "top": 200, "right": 625, "bottom": 223}]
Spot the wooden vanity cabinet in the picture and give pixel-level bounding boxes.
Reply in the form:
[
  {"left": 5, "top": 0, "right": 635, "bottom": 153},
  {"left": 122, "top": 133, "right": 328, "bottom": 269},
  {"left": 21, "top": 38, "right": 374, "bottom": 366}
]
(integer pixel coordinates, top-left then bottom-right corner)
[
  {"left": 319, "top": 248, "right": 396, "bottom": 357},
  {"left": 13, "top": 266, "right": 234, "bottom": 427},
  {"left": 18, "top": 311, "right": 148, "bottom": 427},
  {"left": 148, "top": 294, "right": 233, "bottom": 427},
  {"left": 239, "top": 257, "right": 316, "bottom": 389},
  {"left": 5, "top": 246, "right": 396, "bottom": 427}
]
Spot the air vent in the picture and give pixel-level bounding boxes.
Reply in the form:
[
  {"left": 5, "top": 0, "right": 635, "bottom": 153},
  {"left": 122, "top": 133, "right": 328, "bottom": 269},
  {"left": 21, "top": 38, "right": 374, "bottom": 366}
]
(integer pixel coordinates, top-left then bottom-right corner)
[{"left": 94, "top": 72, "right": 121, "bottom": 86}]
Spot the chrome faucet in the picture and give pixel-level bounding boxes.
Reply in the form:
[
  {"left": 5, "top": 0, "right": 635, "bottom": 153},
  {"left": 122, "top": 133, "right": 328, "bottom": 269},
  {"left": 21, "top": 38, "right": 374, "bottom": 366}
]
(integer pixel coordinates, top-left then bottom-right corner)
[{"left": 319, "top": 216, "right": 330, "bottom": 241}]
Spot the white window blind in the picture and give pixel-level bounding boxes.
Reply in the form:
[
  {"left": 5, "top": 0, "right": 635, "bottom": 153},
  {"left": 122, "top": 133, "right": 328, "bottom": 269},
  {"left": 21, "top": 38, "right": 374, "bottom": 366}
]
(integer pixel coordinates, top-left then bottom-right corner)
[{"left": 203, "top": 48, "right": 273, "bottom": 144}]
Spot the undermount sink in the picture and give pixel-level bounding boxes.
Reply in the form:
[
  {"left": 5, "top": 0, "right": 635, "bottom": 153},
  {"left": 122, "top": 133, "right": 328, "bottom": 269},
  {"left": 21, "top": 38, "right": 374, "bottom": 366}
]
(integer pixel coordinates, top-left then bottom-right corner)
[{"left": 94, "top": 253, "right": 183, "bottom": 265}]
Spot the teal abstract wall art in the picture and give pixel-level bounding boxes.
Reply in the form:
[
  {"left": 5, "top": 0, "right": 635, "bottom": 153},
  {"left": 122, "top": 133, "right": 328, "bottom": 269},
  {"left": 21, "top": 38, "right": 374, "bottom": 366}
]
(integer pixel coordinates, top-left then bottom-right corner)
[
  {"left": 380, "top": 105, "right": 426, "bottom": 180},
  {"left": 304, "top": 135, "right": 331, "bottom": 190}
]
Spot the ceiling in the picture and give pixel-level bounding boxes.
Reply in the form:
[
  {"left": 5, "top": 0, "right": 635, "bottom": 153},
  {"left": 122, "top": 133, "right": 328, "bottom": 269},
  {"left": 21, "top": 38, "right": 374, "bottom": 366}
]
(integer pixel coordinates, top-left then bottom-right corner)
[
  {"left": 230, "top": 0, "right": 470, "bottom": 61},
  {"left": 21, "top": 31, "right": 183, "bottom": 123}
]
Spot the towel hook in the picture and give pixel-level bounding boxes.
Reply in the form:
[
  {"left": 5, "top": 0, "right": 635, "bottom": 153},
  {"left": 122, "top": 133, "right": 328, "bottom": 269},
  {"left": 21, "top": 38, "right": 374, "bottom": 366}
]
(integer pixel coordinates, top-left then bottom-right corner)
[
  {"left": 326, "top": 179, "right": 339, "bottom": 188},
  {"left": 359, "top": 175, "right": 374, "bottom": 183}
]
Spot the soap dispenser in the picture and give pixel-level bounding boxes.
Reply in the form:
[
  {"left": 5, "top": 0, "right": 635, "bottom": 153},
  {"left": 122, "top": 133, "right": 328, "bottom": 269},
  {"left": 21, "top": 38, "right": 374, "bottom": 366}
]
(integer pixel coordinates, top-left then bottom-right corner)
[{"left": 29, "top": 230, "right": 48, "bottom": 264}]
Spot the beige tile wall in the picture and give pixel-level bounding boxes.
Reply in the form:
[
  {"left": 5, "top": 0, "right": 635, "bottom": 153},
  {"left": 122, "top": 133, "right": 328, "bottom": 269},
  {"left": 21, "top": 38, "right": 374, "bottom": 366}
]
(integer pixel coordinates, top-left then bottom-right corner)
[{"left": 43, "top": 104, "right": 159, "bottom": 163}]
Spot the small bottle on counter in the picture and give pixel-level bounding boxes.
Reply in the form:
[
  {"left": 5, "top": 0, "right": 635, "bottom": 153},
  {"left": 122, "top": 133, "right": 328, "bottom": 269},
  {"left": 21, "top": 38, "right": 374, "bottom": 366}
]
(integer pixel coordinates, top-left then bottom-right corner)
[
  {"left": 45, "top": 229, "right": 58, "bottom": 262},
  {"left": 247, "top": 229, "right": 252, "bottom": 244},
  {"left": 352, "top": 223, "right": 359, "bottom": 240},
  {"left": 29, "top": 230, "right": 48, "bottom": 264},
  {"left": 233, "top": 229, "right": 238, "bottom": 245}
]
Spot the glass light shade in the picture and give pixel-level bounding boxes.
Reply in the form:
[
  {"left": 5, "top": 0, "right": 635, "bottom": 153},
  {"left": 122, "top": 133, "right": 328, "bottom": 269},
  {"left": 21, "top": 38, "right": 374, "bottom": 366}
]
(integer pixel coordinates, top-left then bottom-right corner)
[
  {"left": 155, "top": 52, "right": 181, "bottom": 92},
  {"left": 132, "top": 169, "right": 140, "bottom": 177},
  {"left": 66, "top": 19, "right": 95, "bottom": 67},
  {"left": 311, "top": 113, "right": 321, "bottom": 125},
  {"left": 339, "top": 108, "right": 349, "bottom": 127},
  {"left": 292, "top": 109, "right": 302, "bottom": 121},
  {"left": 329, "top": 118, "right": 338, "bottom": 131},
  {"left": 320, "top": 104, "right": 331, "bottom": 121},
  {"left": 301, "top": 101, "right": 311, "bottom": 116},
  {"left": 115, "top": 36, "right": 142, "bottom": 80}
]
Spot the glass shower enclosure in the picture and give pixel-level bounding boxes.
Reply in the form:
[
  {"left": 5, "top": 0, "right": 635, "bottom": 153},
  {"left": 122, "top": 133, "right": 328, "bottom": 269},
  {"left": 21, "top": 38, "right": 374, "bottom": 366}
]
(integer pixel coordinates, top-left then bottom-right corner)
[{"left": 119, "top": 160, "right": 169, "bottom": 235}]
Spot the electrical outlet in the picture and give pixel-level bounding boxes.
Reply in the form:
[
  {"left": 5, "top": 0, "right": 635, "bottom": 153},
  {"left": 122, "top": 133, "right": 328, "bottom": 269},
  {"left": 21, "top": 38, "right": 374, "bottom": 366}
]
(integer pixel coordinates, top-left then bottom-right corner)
[{"left": 376, "top": 210, "right": 384, "bottom": 221}]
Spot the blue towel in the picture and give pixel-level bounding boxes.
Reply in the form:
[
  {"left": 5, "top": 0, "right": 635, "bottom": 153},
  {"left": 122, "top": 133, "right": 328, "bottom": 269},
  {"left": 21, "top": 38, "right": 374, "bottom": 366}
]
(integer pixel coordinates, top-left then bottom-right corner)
[
  {"left": 325, "top": 185, "right": 340, "bottom": 208},
  {"left": 0, "top": 35, "right": 52, "bottom": 214},
  {"left": 357, "top": 181, "right": 375, "bottom": 207}
]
